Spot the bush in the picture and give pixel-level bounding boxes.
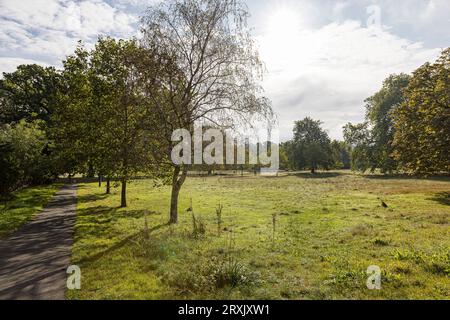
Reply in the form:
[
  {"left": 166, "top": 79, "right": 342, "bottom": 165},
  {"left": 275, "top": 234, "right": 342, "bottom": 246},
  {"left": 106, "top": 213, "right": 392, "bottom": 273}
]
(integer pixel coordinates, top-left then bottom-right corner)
[
  {"left": 213, "top": 257, "right": 259, "bottom": 289},
  {"left": 0, "top": 120, "right": 53, "bottom": 200},
  {"left": 165, "top": 256, "right": 260, "bottom": 295}
]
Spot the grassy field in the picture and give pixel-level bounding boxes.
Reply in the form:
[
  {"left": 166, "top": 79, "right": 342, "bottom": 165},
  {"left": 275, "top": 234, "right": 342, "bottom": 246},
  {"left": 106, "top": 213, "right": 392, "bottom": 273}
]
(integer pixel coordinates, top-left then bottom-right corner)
[
  {"left": 68, "top": 171, "right": 450, "bottom": 300},
  {"left": 0, "top": 184, "right": 61, "bottom": 239}
]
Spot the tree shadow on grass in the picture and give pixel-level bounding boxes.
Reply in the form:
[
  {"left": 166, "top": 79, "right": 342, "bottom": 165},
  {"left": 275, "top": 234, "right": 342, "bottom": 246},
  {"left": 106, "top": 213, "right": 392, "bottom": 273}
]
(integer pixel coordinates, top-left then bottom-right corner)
[
  {"left": 428, "top": 192, "right": 450, "bottom": 206},
  {"left": 292, "top": 172, "right": 346, "bottom": 179},
  {"left": 362, "top": 174, "right": 450, "bottom": 182},
  {"left": 74, "top": 206, "right": 157, "bottom": 237},
  {"left": 76, "top": 193, "right": 109, "bottom": 204},
  {"left": 74, "top": 203, "right": 167, "bottom": 261},
  {"left": 123, "top": 210, "right": 162, "bottom": 219},
  {"left": 75, "top": 223, "right": 169, "bottom": 266},
  {"left": 74, "top": 206, "right": 120, "bottom": 240}
]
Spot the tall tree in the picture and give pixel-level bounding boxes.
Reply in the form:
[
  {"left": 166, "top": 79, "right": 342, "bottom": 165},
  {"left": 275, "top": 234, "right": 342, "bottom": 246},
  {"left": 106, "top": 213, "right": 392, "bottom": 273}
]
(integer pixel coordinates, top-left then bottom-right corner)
[
  {"left": 279, "top": 141, "right": 294, "bottom": 171},
  {"left": 343, "top": 122, "right": 374, "bottom": 172},
  {"left": 330, "top": 140, "right": 351, "bottom": 169},
  {"left": 365, "top": 73, "right": 410, "bottom": 173},
  {"left": 141, "top": 0, "right": 273, "bottom": 223},
  {"left": 0, "top": 64, "right": 63, "bottom": 188},
  {"left": 344, "top": 74, "right": 410, "bottom": 173},
  {"left": 0, "top": 65, "right": 61, "bottom": 125},
  {"left": 51, "top": 44, "right": 92, "bottom": 178},
  {"left": 291, "top": 117, "right": 331, "bottom": 174},
  {"left": 392, "top": 48, "right": 450, "bottom": 174},
  {"left": 89, "top": 37, "right": 165, "bottom": 207}
]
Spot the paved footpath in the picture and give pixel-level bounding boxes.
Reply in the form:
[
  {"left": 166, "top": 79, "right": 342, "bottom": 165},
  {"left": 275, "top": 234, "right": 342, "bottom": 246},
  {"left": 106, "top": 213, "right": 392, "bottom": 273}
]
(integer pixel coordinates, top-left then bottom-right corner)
[{"left": 0, "top": 185, "right": 77, "bottom": 300}]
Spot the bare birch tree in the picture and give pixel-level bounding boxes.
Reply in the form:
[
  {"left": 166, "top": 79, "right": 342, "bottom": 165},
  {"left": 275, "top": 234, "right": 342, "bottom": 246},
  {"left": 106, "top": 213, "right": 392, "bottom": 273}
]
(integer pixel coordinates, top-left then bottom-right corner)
[{"left": 141, "top": 0, "right": 273, "bottom": 223}]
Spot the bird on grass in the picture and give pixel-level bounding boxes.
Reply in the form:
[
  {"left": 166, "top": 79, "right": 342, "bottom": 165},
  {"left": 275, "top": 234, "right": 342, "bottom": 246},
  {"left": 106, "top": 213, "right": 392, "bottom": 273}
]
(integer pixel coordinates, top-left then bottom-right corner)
[
  {"left": 378, "top": 197, "right": 388, "bottom": 208},
  {"left": 186, "top": 197, "right": 194, "bottom": 212}
]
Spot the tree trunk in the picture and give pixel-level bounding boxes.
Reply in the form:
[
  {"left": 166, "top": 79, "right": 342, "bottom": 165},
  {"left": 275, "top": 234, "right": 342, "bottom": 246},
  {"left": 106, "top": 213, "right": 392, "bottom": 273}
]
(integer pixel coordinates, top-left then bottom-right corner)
[
  {"left": 87, "top": 164, "right": 95, "bottom": 178},
  {"left": 169, "top": 166, "right": 188, "bottom": 224},
  {"left": 169, "top": 183, "right": 181, "bottom": 224},
  {"left": 98, "top": 175, "right": 102, "bottom": 187},
  {"left": 106, "top": 178, "right": 111, "bottom": 194},
  {"left": 120, "top": 179, "right": 127, "bottom": 208},
  {"left": 311, "top": 166, "right": 315, "bottom": 174}
]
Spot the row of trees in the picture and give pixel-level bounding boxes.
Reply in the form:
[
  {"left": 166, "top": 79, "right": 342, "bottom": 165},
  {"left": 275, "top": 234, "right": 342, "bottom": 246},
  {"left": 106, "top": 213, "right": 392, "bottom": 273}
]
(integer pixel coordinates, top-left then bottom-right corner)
[
  {"left": 0, "top": 0, "right": 273, "bottom": 223},
  {"left": 281, "top": 49, "right": 449, "bottom": 175}
]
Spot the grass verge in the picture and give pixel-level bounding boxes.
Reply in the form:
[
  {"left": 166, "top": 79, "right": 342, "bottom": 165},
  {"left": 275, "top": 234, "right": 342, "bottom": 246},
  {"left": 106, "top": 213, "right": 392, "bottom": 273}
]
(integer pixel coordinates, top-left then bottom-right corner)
[
  {"left": 0, "top": 184, "right": 61, "bottom": 238},
  {"left": 68, "top": 172, "right": 450, "bottom": 299}
]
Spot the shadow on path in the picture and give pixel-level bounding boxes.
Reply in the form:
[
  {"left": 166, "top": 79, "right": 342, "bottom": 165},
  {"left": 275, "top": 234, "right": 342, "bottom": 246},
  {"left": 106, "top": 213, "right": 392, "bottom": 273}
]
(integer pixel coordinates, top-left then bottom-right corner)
[{"left": 0, "top": 185, "right": 77, "bottom": 300}]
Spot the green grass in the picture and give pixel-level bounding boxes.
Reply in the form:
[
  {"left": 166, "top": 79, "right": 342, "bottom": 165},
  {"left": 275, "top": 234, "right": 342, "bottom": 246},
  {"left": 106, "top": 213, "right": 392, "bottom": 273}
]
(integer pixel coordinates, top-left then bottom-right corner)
[
  {"left": 0, "top": 184, "right": 61, "bottom": 238},
  {"left": 68, "top": 171, "right": 450, "bottom": 300}
]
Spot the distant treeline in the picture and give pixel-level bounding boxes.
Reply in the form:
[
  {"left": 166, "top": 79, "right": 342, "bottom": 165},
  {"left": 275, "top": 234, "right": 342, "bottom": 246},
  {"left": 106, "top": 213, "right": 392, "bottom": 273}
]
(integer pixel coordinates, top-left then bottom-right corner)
[{"left": 280, "top": 48, "right": 450, "bottom": 175}]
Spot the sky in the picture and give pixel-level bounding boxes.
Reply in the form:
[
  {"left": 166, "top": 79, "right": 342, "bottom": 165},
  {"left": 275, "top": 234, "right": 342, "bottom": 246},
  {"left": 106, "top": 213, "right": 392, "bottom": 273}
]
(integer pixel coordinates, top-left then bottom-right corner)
[{"left": 0, "top": 0, "right": 449, "bottom": 140}]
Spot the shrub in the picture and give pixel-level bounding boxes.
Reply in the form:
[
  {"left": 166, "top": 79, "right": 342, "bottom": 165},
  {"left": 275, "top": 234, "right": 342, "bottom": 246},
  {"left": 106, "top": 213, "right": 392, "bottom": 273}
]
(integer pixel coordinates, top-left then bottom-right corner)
[
  {"left": 213, "top": 257, "right": 259, "bottom": 289},
  {"left": 165, "top": 256, "right": 260, "bottom": 294},
  {"left": 190, "top": 200, "right": 206, "bottom": 238},
  {"left": 0, "top": 120, "right": 53, "bottom": 200}
]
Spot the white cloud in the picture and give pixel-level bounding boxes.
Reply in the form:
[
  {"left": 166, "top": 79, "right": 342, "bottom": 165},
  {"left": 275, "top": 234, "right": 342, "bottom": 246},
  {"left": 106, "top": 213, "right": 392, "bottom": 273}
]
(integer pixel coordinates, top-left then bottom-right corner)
[
  {"left": 258, "top": 18, "right": 441, "bottom": 140},
  {"left": 0, "top": 0, "right": 138, "bottom": 72},
  {"left": 0, "top": 0, "right": 137, "bottom": 37},
  {"left": 0, "top": 57, "right": 51, "bottom": 75}
]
